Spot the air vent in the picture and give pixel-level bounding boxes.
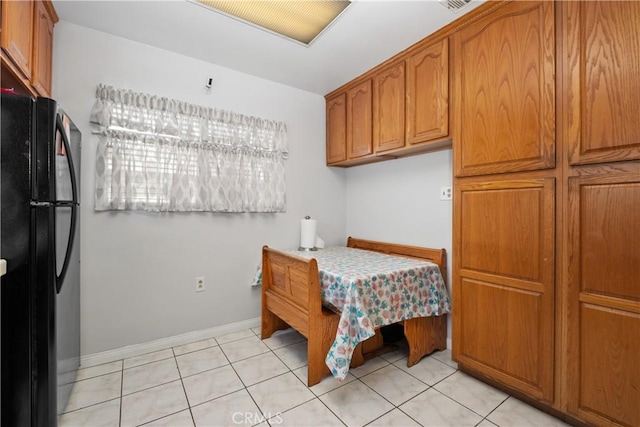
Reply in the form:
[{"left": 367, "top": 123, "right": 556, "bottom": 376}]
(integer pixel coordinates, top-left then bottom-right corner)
[{"left": 440, "top": 0, "right": 473, "bottom": 13}]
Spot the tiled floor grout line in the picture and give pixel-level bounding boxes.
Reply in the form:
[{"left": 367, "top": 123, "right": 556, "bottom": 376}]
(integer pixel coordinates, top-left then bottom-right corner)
[
  {"left": 171, "top": 348, "right": 198, "bottom": 427},
  {"left": 274, "top": 346, "right": 354, "bottom": 427},
  {"left": 230, "top": 343, "right": 315, "bottom": 427},
  {"left": 63, "top": 330, "right": 570, "bottom": 427},
  {"left": 483, "top": 395, "right": 511, "bottom": 425},
  {"left": 229, "top": 334, "right": 353, "bottom": 427},
  {"left": 429, "top": 385, "right": 491, "bottom": 420},
  {"left": 118, "top": 362, "right": 124, "bottom": 427},
  {"left": 355, "top": 370, "right": 448, "bottom": 427}
]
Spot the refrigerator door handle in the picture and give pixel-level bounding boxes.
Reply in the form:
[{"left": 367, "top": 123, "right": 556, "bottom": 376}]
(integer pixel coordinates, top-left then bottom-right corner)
[
  {"left": 54, "top": 114, "right": 79, "bottom": 294},
  {"left": 55, "top": 203, "right": 77, "bottom": 294},
  {"left": 56, "top": 114, "right": 78, "bottom": 205}
]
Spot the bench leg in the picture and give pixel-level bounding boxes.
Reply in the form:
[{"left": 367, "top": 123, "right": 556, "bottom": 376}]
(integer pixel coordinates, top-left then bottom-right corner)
[
  {"left": 404, "top": 315, "right": 447, "bottom": 367},
  {"left": 350, "top": 329, "right": 383, "bottom": 368},
  {"left": 307, "top": 314, "right": 339, "bottom": 386},
  {"left": 261, "top": 309, "right": 289, "bottom": 339}
]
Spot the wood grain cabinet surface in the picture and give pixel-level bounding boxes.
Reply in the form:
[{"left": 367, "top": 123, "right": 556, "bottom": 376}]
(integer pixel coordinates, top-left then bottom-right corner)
[
  {"left": 452, "top": 2, "right": 558, "bottom": 405},
  {"left": 453, "top": 177, "right": 555, "bottom": 402},
  {"left": 560, "top": 2, "right": 640, "bottom": 425},
  {"left": 324, "top": 2, "right": 639, "bottom": 423},
  {"left": 565, "top": 171, "right": 640, "bottom": 427},
  {"left": 346, "top": 79, "right": 373, "bottom": 160},
  {"left": 406, "top": 38, "right": 449, "bottom": 146},
  {"left": 453, "top": 0, "right": 555, "bottom": 177},
  {"left": 564, "top": 1, "right": 640, "bottom": 165},
  {"left": 0, "top": 0, "right": 57, "bottom": 97},
  {"left": 31, "top": 0, "right": 55, "bottom": 97},
  {"left": 326, "top": 93, "right": 347, "bottom": 164},
  {"left": 325, "top": 35, "right": 452, "bottom": 166},
  {"left": 1, "top": 0, "right": 35, "bottom": 80},
  {"left": 373, "top": 62, "right": 405, "bottom": 153}
]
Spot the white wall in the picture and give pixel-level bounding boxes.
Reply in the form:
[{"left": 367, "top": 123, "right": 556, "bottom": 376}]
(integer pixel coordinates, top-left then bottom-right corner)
[
  {"left": 345, "top": 150, "right": 454, "bottom": 338},
  {"left": 53, "top": 22, "right": 346, "bottom": 355}
]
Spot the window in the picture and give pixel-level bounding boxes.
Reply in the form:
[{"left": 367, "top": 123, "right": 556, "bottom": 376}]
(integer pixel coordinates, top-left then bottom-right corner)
[{"left": 90, "top": 84, "right": 288, "bottom": 212}]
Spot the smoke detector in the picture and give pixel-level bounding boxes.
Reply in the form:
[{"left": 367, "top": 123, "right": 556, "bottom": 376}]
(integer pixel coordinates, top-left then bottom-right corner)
[{"left": 440, "top": 0, "right": 473, "bottom": 13}]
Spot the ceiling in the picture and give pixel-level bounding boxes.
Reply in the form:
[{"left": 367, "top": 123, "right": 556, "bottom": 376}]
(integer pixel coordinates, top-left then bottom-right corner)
[{"left": 53, "top": 0, "right": 482, "bottom": 95}]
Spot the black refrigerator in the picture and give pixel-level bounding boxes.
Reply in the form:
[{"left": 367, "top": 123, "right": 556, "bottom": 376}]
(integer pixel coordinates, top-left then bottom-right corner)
[{"left": 1, "top": 93, "right": 81, "bottom": 426}]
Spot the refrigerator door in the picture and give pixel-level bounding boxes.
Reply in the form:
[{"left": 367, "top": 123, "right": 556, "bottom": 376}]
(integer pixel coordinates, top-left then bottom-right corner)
[
  {"left": 52, "top": 109, "right": 82, "bottom": 418},
  {"left": 54, "top": 204, "right": 81, "bottom": 416},
  {"left": 53, "top": 113, "right": 79, "bottom": 292},
  {"left": 1, "top": 93, "right": 36, "bottom": 427},
  {"left": 32, "top": 97, "right": 81, "bottom": 424},
  {"left": 54, "top": 113, "right": 78, "bottom": 205}
]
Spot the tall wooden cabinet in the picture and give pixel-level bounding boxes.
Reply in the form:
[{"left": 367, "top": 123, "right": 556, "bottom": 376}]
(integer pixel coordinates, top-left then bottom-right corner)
[
  {"left": 452, "top": 0, "right": 557, "bottom": 403},
  {"left": 562, "top": 2, "right": 640, "bottom": 426},
  {"left": 453, "top": 1, "right": 639, "bottom": 425},
  {"left": 324, "top": 1, "right": 638, "bottom": 423}
]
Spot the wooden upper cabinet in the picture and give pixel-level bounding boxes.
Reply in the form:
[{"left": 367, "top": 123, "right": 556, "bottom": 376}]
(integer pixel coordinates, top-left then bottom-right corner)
[
  {"left": 406, "top": 38, "right": 449, "bottom": 145},
  {"left": 31, "top": 0, "right": 55, "bottom": 97},
  {"left": 326, "top": 93, "right": 347, "bottom": 164},
  {"left": 454, "top": 1, "right": 555, "bottom": 177},
  {"left": 347, "top": 79, "right": 373, "bottom": 159},
  {"left": 373, "top": 62, "right": 405, "bottom": 153},
  {"left": 1, "top": 0, "right": 35, "bottom": 80},
  {"left": 564, "top": 1, "right": 640, "bottom": 165}
]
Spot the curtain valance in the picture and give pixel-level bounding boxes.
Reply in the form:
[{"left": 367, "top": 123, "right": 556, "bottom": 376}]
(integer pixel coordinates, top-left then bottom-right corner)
[{"left": 90, "top": 84, "right": 288, "bottom": 213}]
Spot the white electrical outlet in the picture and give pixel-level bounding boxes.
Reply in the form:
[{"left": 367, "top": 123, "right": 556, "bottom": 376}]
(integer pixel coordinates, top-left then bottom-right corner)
[
  {"left": 440, "top": 187, "right": 453, "bottom": 201},
  {"left": 195, "top": 276, "right": 205, "bottom": 292}
]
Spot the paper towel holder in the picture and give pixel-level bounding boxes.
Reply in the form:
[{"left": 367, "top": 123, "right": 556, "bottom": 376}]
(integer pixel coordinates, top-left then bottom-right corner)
[{"left": 298, "top": 215, "right": 318, "bottom": 251}]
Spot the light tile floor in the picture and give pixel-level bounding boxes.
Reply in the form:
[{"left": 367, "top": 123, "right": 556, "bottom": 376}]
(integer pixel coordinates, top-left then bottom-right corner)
[{"left": 58, "top": 328, "right": 570, "bottom": 427}]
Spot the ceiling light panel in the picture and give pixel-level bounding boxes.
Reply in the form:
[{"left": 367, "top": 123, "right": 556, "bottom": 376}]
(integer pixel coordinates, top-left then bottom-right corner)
[{"left": 196, "top": 0, "right": 351, "bottom": 45}]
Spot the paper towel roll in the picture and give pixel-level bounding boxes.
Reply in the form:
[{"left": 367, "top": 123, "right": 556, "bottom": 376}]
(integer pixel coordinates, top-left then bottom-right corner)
[{"left": 300, "top": 218, "right": 317, "bottom": 249}]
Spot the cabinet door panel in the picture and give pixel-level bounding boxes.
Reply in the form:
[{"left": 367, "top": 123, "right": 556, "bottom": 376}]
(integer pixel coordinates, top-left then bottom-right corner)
[
  {"left": 565, "top": 1, "right": 640, "bottom": 165},
  {"left": 31, "top": 0, "right": 54, "bottom": 97},
  {"left": 567, "top": 173, "right": 640, "bottom": 425},
  {"left": 579, "top": 305, "right": 640, "bottom": 427},
  {"left": 1, "top": 0, "right": 35, "bottom": 79},
  {"left": 459, "top": 278, "right": 544, "bottom": 388},
  {"left": 460, "top": 185, "right": 546, "bottom": 282},
  {"left": 347, "top": 80, "right": 373, "bottom": 159},
  {"left": 406, "top": 38, "right": 449, "bottom": 145},
  {"left": 374, "top": 63, "right": 405, "bottom": 152},
  {"left": 454, "top": 178, "right": 555, "bottom": 401},
  {"left": 454, "top": 1, "right": 555, "bottom": 177},
  {"left": 580, "top": 181, "right": 640, "bottom": 300},
  {"left": 326, "top": 93, "right": 347, "bottom": 164}
]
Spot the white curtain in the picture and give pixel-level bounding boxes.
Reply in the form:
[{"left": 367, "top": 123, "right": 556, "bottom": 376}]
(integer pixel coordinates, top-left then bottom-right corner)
[{"left": 89, "top": 84, "right": 288, "bottom": 212}]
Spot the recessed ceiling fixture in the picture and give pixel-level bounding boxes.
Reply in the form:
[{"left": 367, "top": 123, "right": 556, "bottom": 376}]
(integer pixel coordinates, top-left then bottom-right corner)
[{"left": 195, "top": 0, "right": 351, "bottom": 45}]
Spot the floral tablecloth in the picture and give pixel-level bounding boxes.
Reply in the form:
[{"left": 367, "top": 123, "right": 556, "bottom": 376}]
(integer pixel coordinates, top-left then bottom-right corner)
[{"left": 256, "top": 246, "right": 451, "bottom": 380}]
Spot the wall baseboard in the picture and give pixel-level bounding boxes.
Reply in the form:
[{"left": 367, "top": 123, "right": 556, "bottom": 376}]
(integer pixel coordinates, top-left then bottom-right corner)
[
  {"left": 80, "top": 317, "right": 261, "bottom": 368},
  {"left": 81, "top": 317, "right": 452, "bottom": 369}
]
